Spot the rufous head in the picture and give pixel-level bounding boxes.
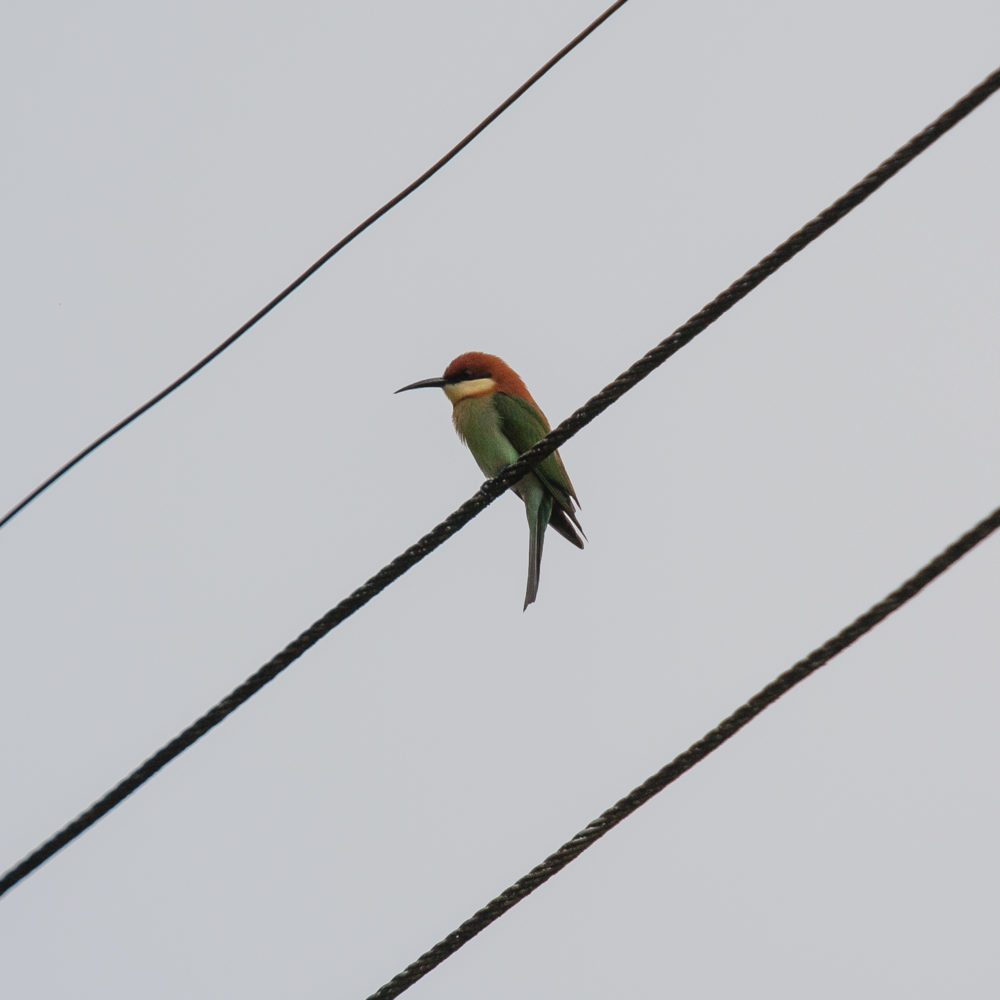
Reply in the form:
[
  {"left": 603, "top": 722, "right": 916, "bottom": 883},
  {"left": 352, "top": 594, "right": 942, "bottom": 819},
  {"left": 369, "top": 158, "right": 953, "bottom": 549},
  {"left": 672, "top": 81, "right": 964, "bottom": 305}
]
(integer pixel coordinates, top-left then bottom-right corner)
[{"left": 396, "top": 352, "right": 538, "bottom": 408}]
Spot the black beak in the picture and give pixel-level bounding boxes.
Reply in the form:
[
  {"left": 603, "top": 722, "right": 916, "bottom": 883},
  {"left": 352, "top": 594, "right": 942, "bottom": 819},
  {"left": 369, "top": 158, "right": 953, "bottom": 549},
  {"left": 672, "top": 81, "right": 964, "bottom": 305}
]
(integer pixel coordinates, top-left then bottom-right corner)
[{"left": 395, "top": 377, "right": 448, "bottom": 394}]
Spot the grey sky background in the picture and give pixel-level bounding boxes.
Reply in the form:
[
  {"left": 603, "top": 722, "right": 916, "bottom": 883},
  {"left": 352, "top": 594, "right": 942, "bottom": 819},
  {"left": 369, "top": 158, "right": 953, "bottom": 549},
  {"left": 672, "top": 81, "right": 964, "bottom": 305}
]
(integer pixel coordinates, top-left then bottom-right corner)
[{"left": 2, "top": 2, "right": 999, "bottom": 997}]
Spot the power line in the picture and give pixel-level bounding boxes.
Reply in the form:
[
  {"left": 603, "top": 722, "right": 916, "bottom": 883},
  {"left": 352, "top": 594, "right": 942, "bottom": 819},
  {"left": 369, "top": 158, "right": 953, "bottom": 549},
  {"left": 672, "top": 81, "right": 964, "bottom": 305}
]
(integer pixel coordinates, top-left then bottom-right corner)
[
  {"left": 363, "top": 503, "right": 1000, "bottom": 1000},
  {"left": 0, "top": 0, "right": 632, "bottom": 534},
  {"left": 1, "top": 64, "right": 998, "bottom": 902}
]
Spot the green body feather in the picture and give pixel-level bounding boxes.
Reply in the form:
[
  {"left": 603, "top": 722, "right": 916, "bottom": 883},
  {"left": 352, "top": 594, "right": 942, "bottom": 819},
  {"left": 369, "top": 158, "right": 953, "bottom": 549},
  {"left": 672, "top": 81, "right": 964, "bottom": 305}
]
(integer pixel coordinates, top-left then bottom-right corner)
[{"left": 453, "top": 392, "right": 583, "bottom": 608}]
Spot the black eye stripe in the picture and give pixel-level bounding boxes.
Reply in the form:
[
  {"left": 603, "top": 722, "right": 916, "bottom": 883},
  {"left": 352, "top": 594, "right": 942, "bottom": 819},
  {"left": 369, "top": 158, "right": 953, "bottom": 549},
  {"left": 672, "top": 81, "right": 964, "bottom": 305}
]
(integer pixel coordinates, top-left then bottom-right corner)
[{"left": 444, "top": 367, "right": 494, "bottom": 384}]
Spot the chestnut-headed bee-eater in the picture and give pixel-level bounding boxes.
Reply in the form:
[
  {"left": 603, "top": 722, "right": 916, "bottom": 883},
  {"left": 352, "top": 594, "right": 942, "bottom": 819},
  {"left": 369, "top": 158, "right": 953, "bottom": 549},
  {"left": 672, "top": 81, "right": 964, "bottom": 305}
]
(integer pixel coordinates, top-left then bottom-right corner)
[{"left": 396, "top": 352, "right": 584, "bottom": 609}]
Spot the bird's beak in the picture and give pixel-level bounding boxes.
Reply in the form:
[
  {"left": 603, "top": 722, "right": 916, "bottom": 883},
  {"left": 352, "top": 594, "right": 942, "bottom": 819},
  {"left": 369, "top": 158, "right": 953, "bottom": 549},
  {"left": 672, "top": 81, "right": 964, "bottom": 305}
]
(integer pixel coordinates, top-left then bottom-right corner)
[{"left": 395, "top": 377, "right": 448, "bottom": 394}]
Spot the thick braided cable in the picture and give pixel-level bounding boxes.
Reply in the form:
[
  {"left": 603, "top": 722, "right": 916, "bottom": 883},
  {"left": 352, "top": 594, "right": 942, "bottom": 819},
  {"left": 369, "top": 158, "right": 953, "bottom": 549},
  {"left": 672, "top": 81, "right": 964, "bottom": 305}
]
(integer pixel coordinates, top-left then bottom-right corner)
[
  {"left": 1, "top": 65, "right": 997, "bottom": 901},
  {"left": 364, "top": 502, "right": 1000, "bottom": 1000}
]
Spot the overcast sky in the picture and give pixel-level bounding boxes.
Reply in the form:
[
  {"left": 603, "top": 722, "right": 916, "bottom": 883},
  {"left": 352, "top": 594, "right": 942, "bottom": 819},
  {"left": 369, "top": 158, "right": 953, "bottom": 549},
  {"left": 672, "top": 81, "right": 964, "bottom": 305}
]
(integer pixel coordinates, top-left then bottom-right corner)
[{"left": 2, "top": 2, "right": 999, "bottom": 997}]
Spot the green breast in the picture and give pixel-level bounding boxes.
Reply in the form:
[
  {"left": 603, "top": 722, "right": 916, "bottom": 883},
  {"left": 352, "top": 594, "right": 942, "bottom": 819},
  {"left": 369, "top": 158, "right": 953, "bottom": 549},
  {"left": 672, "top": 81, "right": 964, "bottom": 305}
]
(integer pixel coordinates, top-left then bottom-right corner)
[{"left": 453, "top": 395, "right": 520, "bottom": 479}]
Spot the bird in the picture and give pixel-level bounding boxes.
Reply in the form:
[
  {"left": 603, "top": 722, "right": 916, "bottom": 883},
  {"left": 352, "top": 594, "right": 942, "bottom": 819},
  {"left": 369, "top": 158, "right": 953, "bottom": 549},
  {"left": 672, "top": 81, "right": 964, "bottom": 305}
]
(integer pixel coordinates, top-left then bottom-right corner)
[{"left": 396, "top": 351, "right": 584, "bottom": 609}]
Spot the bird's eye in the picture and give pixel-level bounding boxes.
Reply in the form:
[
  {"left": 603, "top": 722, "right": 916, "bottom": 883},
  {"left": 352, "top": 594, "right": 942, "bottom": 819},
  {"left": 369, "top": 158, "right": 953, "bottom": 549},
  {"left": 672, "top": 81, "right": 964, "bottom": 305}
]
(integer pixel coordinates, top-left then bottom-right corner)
[{"left": 460, "top": 368, "right": 475, "bottom": 380}]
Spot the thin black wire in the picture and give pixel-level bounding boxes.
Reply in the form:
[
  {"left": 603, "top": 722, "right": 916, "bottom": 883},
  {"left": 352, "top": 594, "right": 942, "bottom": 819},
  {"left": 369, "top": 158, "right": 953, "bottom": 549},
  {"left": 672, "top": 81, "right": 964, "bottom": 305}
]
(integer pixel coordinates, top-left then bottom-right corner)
[
  {"left": 1, "top": 64, "right": 998, "bottom": 901},
  {"left": 0, "top": 0, "right": 632, "bottom": 534},
  {"left": 363, "top": 502, "right": 1000, "bottom": 1000}
]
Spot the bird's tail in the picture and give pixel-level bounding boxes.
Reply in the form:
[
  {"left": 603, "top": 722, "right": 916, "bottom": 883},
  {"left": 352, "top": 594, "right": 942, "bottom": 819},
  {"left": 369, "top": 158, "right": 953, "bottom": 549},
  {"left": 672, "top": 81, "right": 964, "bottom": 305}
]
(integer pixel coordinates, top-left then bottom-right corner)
[{"left": 524, "top": 492, "right": 552, "bottom": 610}]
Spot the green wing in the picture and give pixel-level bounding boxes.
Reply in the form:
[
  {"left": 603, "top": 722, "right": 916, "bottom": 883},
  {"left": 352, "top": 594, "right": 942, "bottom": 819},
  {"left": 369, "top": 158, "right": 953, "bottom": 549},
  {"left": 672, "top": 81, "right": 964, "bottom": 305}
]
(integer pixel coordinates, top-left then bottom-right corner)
[{"left": 494, "top": 392, "right": 580, "bottom": 510}]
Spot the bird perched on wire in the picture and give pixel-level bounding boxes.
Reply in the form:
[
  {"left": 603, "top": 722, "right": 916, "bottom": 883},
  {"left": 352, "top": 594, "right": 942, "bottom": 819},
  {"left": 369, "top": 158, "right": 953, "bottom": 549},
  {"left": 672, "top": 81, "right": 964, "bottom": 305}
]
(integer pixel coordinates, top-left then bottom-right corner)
[{"left": 396, "top": 351, "right": 584, "bottom": 609}]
